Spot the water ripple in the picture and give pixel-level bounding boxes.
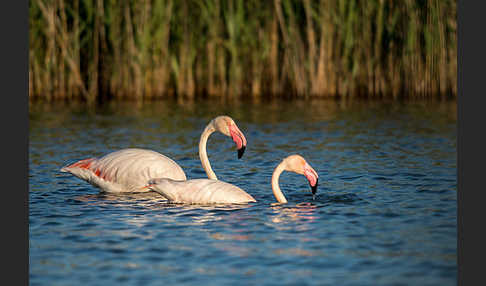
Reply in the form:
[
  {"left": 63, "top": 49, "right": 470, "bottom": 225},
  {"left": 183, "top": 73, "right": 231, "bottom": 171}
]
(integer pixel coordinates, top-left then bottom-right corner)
[{"left": 29, "top": 99, "right": 457, "bottom": 285}]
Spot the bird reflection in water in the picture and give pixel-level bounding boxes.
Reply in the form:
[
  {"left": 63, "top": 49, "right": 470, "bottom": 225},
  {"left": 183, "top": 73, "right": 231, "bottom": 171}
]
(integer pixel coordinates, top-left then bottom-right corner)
[
  {"left": 268, "top": 202, "right": 323, "bottom": 257},
  {"left": 72, "top": 192, "right": 167, "bottom": 209},
  {"left": 269, "top": 202, "right": 319, "bottom": 224}
]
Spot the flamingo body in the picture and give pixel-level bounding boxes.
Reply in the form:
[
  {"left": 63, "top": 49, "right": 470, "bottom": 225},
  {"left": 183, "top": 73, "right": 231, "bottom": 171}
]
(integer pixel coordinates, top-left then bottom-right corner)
[
  {"left": 61, "top": 115, "right": 247, "bottom": 194},
  {"left": 148, "top": 178, "right": 256, "bottom": 204},
  {"left": 61, "top": 148, "right": 186, "bottom": 193},
  {"left": 148, "top": 154, "right": 319, "bottom": 205}
]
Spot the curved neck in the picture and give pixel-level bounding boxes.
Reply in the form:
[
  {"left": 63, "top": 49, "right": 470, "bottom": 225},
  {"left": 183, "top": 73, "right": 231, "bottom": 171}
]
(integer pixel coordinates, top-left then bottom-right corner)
[
  {"left": 199, "top": 124, "right": 217, "bottom": 180},
  {"left": 271, "top": 162, "right": 288, "bottom": 203}
]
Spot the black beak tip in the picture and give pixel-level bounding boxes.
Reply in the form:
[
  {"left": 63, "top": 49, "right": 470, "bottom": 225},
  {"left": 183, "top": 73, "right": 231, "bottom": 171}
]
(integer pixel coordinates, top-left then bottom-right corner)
[
  {"left": 237, "top": 146, "right": 246, "bottom": 159},
  {"left": 310, "top": 178, "right": 318, "bottom": 195}
]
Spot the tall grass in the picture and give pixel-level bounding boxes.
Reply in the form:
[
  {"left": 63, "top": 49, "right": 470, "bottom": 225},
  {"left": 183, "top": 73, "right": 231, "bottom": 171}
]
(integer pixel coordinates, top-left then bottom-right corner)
[{"left": 29, "top": 0, "right": 457, "bottom": 101}]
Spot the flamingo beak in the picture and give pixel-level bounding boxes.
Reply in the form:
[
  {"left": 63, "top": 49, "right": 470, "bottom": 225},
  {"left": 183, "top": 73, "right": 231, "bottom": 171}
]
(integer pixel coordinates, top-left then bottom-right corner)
[
  {"left": 304, "top": 163, "right": 319, "bottom": 199},
  {"left": 229, "top": 124, "right": 247, "bottom": 159},
  {"left": 310, "top": 178, "right": 318, "bottom": 198}
]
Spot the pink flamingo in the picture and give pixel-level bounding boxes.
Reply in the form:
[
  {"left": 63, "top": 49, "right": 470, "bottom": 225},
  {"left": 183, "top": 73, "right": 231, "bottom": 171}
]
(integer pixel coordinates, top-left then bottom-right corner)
[
  {"left": 60, "top": 116, "right": 247, "bottom": 193},
  {"left": 147, "top": 154, "right": 319, "bottom": 204}
]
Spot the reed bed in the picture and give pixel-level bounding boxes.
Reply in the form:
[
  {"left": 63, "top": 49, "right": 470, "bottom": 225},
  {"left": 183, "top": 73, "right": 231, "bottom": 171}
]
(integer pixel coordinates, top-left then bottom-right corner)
[{"left": 29, "top": 0, "right": 457, "bottom": 101}]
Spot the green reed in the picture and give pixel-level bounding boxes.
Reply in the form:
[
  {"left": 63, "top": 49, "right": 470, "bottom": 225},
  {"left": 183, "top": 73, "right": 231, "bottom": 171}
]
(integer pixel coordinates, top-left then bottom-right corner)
[{"left": 29, "top": 0, "right": 457, "bottom": 101}]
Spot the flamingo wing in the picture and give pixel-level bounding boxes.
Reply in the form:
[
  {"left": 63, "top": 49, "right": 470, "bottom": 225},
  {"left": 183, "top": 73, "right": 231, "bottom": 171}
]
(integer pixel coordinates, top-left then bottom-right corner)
[
  {"left": 61, "top": 148, "right": 187, "bottom": 193},
  {"left": 148, "top": 178, "right": 256, "bottom": 204}
]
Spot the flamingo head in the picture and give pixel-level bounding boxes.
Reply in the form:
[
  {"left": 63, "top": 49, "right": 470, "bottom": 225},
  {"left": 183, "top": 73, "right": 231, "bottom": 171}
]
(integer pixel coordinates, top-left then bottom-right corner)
[
  {"left": 213, "top": 115, "right": 247, "bottom": 159},
  {"left": 284, "top": 154, "right": 319, "bottom": 197}
]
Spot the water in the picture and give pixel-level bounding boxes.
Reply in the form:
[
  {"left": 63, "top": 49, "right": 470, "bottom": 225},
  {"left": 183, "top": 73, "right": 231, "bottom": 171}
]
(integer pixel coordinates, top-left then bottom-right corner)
[{"left": 29, "top": 98, "right": 457, "bottom": 285}]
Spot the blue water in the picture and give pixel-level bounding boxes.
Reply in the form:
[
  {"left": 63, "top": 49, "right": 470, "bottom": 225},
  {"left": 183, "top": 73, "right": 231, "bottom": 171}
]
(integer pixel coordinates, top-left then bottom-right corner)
[{"left": 29, "top": 98, "right": 457, "bottom": 285}]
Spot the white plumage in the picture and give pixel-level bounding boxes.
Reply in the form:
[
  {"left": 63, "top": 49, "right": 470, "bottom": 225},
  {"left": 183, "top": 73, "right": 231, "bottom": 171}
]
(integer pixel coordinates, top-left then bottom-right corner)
[
  {"left": 147, "top": 154, "right": 318, "bottom": 204},
  {"left": 60, "top": 148, "right": 186, "bottom": 193},
  {"left": 60, "top": 116, "right": 247, "bottom": 193},
  {"left": 148, "top": 178, "right": 256, "bottom": 204}
]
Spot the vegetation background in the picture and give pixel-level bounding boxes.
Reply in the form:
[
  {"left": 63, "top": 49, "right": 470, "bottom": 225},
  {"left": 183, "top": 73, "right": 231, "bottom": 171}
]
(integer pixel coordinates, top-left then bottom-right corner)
[{"left": 29, "top": 0, "right": 457, "bottom": 102}]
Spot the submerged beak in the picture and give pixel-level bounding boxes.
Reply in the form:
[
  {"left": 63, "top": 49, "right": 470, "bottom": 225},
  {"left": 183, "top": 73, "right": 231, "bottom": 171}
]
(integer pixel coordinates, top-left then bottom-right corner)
[
  {"left": 310, "top": 178, "right": 318, "bottom": 199},
  {"left": 237, "top": 145, "right": 246, "bottom": 159}
]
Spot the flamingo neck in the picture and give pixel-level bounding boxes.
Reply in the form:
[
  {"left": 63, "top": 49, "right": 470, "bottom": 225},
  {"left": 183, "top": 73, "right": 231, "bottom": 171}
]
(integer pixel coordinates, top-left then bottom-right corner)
[
  {"left": 271, "top": 162, "right": 288, "bottom": 203},
  {"left": 199, "top": 123, "right": 218, "bottom": 180}
]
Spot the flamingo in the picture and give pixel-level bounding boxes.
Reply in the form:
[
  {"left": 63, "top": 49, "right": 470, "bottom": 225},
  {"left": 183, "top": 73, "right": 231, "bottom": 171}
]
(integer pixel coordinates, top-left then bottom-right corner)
[
  {"left": 60, "top": 115, "right": 247, "bottom": 193},
  {"left": 147, "top": 154, "right": 319, "bottom": 204}
]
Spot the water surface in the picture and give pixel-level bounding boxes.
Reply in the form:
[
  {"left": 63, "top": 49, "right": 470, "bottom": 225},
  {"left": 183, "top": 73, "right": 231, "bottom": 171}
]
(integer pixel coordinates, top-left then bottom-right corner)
[{"left": 29, "top": 98, "right": 457, "bottom": 285}]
